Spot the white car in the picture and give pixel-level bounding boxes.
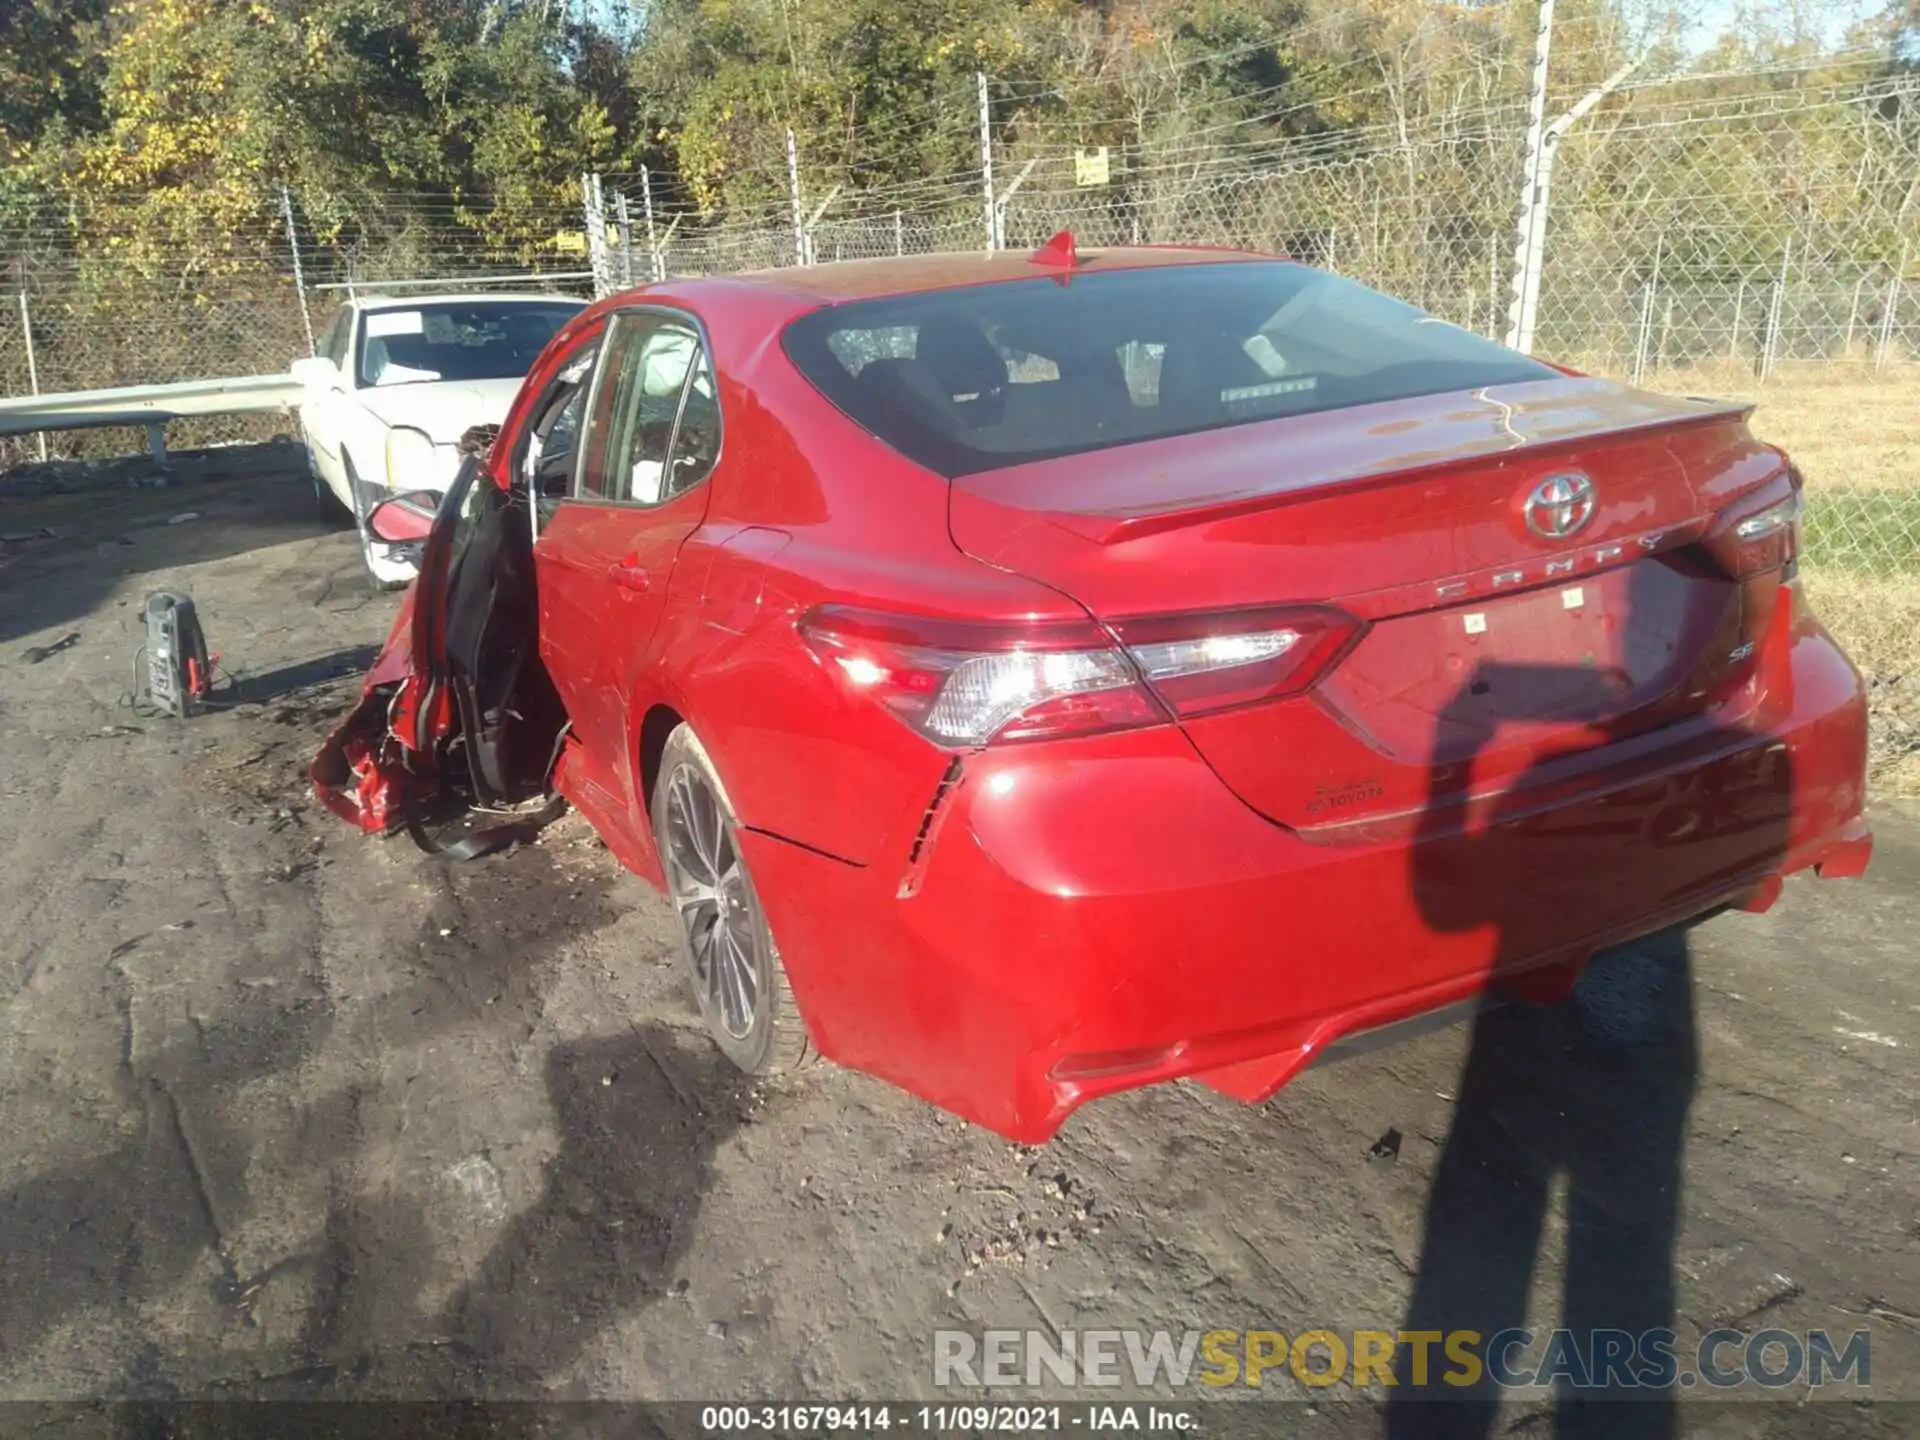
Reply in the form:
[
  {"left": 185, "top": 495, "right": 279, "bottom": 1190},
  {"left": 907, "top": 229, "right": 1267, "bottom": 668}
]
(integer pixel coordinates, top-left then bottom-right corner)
[{"left": 293, "top": 292, "right": 586, "bottom": 586}]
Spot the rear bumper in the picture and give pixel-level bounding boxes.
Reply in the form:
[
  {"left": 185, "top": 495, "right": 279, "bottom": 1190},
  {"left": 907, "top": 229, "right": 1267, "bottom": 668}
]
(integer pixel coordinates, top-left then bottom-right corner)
[{"left": 742, "top": 612, "right": 1872, "bottom": 1143}]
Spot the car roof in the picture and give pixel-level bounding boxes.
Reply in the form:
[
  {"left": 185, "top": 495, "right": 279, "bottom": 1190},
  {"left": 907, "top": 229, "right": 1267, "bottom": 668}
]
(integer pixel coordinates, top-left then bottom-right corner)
[
  {"left": 353, "top": 292, "right": 587, "bottom": 311},
  {"left": 649, "top": 244, "right": 1282, "bottom": 308}
]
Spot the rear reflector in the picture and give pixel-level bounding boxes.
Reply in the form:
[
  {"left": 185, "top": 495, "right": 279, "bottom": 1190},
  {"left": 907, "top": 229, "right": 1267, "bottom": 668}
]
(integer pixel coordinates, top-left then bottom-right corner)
[
  {"left": 1735, "top": 874, "right": 1784, "bottom": 913},
  {"left": 1050, "top": 1040, "right": 1188, "bottom": 1084},
  {"left": 1814, "top": 822, "right": 1873, "bottom": 880},
  {"left": 798, "top": 602, "right": 1362, "bottom": 747}
]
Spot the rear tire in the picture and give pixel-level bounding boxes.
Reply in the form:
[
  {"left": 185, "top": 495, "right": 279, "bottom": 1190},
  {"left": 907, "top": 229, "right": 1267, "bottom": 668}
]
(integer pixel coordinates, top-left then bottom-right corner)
[{"left": 651, "top": 724, "right": 816, "bottom": 1076}]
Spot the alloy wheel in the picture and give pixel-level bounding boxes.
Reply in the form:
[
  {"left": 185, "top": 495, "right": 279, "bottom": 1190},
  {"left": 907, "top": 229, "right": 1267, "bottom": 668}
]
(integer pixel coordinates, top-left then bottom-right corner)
[{"left": 663, "top": 759, "right": 760, "bottom": 1040}]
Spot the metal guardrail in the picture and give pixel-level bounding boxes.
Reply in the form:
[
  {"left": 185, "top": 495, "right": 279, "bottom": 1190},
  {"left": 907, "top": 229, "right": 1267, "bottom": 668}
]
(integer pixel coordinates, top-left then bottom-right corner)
[{"left": 0, "top": 372, "right": 302, "bottom": 464}]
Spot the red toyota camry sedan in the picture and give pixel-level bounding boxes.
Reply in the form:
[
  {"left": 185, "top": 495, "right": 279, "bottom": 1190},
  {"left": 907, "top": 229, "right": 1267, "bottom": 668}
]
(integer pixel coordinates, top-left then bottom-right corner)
[{"left": 313, "top": 239, "right": 1873, "bottom": 1142}]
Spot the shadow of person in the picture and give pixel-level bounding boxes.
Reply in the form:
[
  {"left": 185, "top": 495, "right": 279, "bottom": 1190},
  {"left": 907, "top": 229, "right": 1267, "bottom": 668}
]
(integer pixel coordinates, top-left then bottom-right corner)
[
  {"left": 271, "top": 1024, "right": 750, "bottom": 1400},
  {"left": 421, "top": 1023, "right": 750, "bottom": 1396},
  {"left": 1388, "top": 555, "right": 1796, "bottom": 1438}
]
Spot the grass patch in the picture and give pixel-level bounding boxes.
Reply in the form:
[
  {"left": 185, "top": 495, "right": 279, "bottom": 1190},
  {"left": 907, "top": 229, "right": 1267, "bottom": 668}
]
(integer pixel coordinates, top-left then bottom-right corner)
[
  {"left": 1646, "top": 363, "right": 1920, "bottom": 494},
  {"left": 1800, "top": 486, "right": 1920, "bottom": 579},
  {"left": 1637, "top": 367, "right": 1920, "bottom": 792}
]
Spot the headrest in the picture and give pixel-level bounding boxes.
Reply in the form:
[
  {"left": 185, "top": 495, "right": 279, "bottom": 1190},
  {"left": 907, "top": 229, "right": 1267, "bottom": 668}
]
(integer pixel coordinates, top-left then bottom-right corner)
[{"left": 381, "top": 334, "right": 432, "bottom": 368}]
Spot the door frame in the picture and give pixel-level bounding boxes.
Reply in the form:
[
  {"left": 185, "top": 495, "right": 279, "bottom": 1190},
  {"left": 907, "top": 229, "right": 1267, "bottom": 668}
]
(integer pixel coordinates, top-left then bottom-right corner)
[
  {"left": 531, "top": 300, "right": 725, "bottom": 822},
  {"left": 558, "top": 301, "right": 725, "bottom": 512}
]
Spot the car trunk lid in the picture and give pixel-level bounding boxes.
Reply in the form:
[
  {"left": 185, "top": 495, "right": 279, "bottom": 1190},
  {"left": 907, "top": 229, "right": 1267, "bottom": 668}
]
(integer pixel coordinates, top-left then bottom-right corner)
[{"left": 948, "top": 376, "right": 1792, "bottom": 832}]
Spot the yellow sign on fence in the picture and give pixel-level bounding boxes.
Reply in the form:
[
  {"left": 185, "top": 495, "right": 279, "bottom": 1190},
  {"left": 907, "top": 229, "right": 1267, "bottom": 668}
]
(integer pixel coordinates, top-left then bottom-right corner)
[{"left": 1074, "top": 147, "right": 1110, "bottom": 188}]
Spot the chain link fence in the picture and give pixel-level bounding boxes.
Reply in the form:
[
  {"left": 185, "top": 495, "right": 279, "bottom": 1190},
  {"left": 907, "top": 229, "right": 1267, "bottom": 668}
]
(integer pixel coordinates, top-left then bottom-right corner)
[
  {"left": 2, "top": 64, "right": 1916, "bottom": 786},
  {"left": 616, "top": 73, "right": 1918, "bottom": 794}
]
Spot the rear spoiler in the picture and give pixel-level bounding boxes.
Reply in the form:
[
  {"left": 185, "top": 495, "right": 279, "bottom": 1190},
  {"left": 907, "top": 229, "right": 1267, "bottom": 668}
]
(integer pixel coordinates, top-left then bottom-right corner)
[{"left": 1022, "top": 381, "right": 1754, "bottom": 547}]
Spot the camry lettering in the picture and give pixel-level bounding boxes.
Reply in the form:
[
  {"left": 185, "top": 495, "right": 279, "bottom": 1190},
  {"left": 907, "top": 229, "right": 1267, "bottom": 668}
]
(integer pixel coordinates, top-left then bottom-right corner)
[{"left": 1430, "top": 530, "right": 1685, "bottom": 602}]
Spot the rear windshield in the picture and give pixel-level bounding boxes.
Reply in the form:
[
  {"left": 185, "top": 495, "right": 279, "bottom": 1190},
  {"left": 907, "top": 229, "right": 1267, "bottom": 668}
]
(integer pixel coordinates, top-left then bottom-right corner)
[{"left": 781, "top": 261, "right": 1555, "bottom": 477}]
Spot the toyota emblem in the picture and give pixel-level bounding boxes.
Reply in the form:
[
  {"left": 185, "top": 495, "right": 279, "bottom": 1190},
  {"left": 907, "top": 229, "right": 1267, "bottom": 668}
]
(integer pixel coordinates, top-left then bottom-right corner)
[{"left": 1523, "top": 472, "right": 1596, "bottom": 540}]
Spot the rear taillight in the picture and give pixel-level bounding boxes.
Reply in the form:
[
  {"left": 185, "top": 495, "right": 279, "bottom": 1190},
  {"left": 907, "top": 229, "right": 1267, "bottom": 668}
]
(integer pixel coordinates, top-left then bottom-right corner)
[
  {"left": 1112, "top": 606, "right": 1364, "bottom": 718},
  {"left": 1704, "top": 475, "right": 1802, "bottom": 579},
  {"left": 798, "top": 603, "right": 1362, "bottom": 747}
]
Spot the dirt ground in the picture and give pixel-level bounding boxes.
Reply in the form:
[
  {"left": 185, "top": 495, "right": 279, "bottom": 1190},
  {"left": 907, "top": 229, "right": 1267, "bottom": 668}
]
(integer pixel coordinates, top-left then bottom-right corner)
[{"left": 1, "top": 459, "right": 1916, "bottom": 1432}]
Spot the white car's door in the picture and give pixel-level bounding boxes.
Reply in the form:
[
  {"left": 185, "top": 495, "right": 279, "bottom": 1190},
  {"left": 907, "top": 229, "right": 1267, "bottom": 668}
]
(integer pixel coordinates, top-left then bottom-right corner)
[{"left": 298, "top": 306, "right": 358, "bottom": 504}]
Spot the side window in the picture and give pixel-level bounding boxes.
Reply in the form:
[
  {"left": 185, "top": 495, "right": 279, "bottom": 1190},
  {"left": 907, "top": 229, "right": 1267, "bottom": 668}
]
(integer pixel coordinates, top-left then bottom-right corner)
[
  {"left": 578, "top": 311, "right": 718, "bottom": 505},
  {"left": 520, "top": 342, "right": 601, "bottom": 500},
  {"left": 321, "top": 307, "right": 353, "bottom": 369},
  {"left": 666, "top": 348, "right": 719, "bottom": 499}
]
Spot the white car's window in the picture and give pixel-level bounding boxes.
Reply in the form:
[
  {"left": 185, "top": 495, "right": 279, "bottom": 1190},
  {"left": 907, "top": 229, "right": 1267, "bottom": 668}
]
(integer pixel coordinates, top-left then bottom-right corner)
[{"left": 354, "top": 301, "right": 581, "bottom": 389}]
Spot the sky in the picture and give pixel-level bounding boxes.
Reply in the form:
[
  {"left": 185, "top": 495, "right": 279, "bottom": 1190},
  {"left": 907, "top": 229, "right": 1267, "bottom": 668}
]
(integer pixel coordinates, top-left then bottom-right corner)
[
  {"left": 565, "top": 0, "right": 1894, "bottom": 56},
  {"left": 1669, "top": 0, "right": 1887, "bottom": 51}
]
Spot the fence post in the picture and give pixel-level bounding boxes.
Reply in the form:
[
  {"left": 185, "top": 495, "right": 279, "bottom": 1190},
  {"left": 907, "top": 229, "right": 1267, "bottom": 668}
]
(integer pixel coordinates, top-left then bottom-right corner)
[
  {"left": 1505, "top": 0, "right": 1555, "bottom": 350},
  {"left": 894, "top": 209, "right": 904, "bottom": 257},
  {"left": 581, "top": 172, "right": 614, "bottom": 298},
  {"left": 786, "top": 129, "right": 807, "bottom": 266},
  {"left": 17, "top": 291, "right": 47, "bottom": 463},
  {"left": 280, "top": 185, "right": 316, "bottom": 358},
  {"left": 1876, "top": 244, "right": 1907, "bottom": 372},
  {"left": 1632, "top": 234, "right": 1662, "bottom": 384},
  {"left": 1508, "top": 38, "right": 1638, "bottom": 353},
  {"left": 1759, "top": 238, "right": 1790, "bottom": 382},
  {"left": 802, "top": 185, "right": 841, "bottom": 265},
  {"left": 641, "top": 166, "right": 663, "bottom": 282},
  {"left": 978, "top": 72, "right": 997, "bottom": 253},
  {"left": 613, "top": 191, "right": 634, "bottom": 289},
  {"left": 580, "top": 171, "right": 593, "bottom": 283},
  {"left": 1487, "top": 233, "right": 1501, "bottom": 338},
  {"left": 1729, "top": 280, "right": 1746, "bottom": 364},
  {"left": 1842, "top": 276, "right": 1864, "bottom": 354}
]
